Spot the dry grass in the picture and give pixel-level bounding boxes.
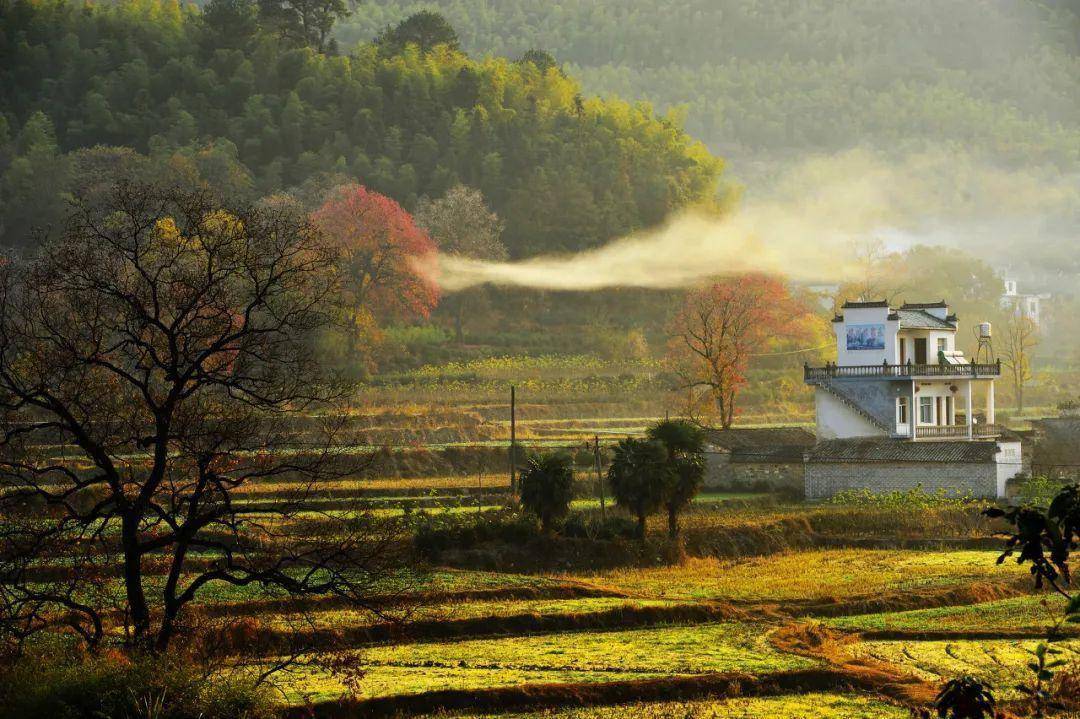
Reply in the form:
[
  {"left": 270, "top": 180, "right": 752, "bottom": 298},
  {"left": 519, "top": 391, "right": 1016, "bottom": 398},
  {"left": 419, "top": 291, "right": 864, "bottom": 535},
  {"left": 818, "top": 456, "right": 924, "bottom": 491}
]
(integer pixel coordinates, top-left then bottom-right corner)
[
  {"left": 440, "top": 693, "right": 910, "bottom": 719},
  {"left": 558, "top": 550, "right": 1026, "bottom": 604},
  {"left": 849, "top": 636, "right": 1080, "bottom": 699},
  {"left": 273, "top": 622, "right": 817, "bottom": 705},
  {"left": 234, "top": 475, "right": 513, "bottom": 496},
  {"left": 828, "top": 593, "right": 1073, "bottom": 636}
]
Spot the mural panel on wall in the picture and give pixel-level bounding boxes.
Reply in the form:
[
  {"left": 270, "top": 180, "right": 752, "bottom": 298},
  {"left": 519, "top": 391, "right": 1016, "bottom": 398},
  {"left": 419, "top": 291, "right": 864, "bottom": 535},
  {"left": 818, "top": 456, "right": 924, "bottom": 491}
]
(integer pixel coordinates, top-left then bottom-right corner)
[{"left": 847, "top": 323, "right": 885, "bottom": 351}]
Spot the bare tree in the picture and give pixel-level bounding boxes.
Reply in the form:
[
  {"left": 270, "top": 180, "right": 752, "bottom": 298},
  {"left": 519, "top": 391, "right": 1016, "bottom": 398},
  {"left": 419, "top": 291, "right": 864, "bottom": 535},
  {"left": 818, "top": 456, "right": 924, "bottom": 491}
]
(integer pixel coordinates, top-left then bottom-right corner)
[
  {"left": 0, "top": 180, "right": 411, "bottom": 656},
  {"left": 832, "top": 237, "right": 906, "bottom": 312},
  {"left": 1000, "top": 308, "right": 1039, "bottom": 413},
  {"left": 415, "top": 185, "right": 506, "bottom": 343}
]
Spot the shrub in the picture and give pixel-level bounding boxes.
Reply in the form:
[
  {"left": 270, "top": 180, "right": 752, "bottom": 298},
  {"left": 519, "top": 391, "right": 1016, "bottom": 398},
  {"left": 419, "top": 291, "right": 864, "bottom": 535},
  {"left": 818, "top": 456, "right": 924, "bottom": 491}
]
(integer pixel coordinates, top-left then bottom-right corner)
[
  {"left": 571, "top": 445, "right": 598, "bottom": 469},
  {"left": 413, "top": 510, "right": 539, "bottom": 558},
  {"left": 519, "top": 450, "right": 575, "bottom": 532},
  {"left": 1051, "top": 662, "right": 1080, "bottom": 712},
  {"left": 0, "top": 647, "right": 275, "bottom": 719},
  {"left": 561, "top": 512, "right": 640, "bottom": 540},
  {"left": 825, "top": 485, "right": 984, "bottom": 510},
  {"left": 1015, "top": 474, "right": 1073, "bottom": 507},
  {"left": 931, "top": 676, "right": 996, "bottom": 719}
]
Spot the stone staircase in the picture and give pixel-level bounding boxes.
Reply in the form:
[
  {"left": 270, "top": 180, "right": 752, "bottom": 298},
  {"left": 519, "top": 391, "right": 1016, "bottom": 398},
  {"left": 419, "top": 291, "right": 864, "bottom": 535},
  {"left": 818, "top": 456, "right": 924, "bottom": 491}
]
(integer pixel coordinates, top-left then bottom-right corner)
[{"left": 807, "top": 377, "right": 894, "bottom": 434}]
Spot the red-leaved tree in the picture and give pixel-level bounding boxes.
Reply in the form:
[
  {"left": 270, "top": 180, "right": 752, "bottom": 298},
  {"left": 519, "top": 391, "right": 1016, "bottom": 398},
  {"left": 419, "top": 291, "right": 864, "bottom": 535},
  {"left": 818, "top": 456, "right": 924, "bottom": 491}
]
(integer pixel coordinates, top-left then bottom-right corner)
[
  {"left": 667, "top": 275, "right": 813, "bottom": 428},
  {"left": 313, "top": 184, "right": 439, "bottom": 324}
]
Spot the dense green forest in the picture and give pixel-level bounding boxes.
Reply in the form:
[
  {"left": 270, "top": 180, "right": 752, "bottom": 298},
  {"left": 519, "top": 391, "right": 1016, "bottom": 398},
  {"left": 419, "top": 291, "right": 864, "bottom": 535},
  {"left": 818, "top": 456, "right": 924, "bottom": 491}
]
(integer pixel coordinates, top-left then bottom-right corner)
[
  {"left": 339, "top": 0, "right": 1080, "bottom": 170},
  {"left": 0, "top": 0, "right": 721, "bottom": 256}
]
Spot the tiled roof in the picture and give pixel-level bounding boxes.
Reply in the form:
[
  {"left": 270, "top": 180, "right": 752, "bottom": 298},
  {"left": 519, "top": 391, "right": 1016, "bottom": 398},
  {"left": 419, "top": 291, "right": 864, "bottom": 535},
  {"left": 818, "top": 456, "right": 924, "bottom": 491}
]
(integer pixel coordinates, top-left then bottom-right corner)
[
  {"left": 806, "top": 438, "right": 1000, "bottom": 463},
  {"left": 704, "top": 427, "right": 816, "bottom": 452},
  {"left": 900, "top": 301, "right": 948, "bottom": 309},
  {"left": 842, "top": 300, "right": 890, "bottom": 308},
  {"left": 896, "top": 309, "right": 956, "bottom": 330},
  {"left": 730, "top": 444, "right": 808, "bottom": 463}
]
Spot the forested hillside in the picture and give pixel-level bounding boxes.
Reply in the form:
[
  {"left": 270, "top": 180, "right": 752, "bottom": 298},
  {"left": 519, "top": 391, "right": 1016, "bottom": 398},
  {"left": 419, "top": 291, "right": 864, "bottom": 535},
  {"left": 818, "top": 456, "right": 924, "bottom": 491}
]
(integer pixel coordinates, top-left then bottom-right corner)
[
  {"left": 339, "top": 0, "right": 1080, "bottom": 169},
  {"left": 0, "top": 0, "right": 721, "bottom": 255}
]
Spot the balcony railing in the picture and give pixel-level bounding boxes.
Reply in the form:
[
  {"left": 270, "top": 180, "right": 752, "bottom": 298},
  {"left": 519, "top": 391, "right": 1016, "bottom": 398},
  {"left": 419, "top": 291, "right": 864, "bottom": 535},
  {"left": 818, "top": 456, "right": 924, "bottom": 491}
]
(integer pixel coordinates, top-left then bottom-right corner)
[
  {"left": 913, "top": 424, "right": 1003, "bottom": 439},
  {"left": 805, "top": 361, "right": 1000, "bottom": 381}
]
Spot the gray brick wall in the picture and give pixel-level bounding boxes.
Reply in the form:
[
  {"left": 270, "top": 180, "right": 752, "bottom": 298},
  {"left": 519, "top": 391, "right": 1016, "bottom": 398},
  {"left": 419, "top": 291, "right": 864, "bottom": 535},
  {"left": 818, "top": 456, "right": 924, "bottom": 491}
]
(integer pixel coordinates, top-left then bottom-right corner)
[
  {"left": 705, "top": 453, "right": 803, "bottom": 492},
  {"left": 805, "top": 461, "right": 998, "bottom": 500}
]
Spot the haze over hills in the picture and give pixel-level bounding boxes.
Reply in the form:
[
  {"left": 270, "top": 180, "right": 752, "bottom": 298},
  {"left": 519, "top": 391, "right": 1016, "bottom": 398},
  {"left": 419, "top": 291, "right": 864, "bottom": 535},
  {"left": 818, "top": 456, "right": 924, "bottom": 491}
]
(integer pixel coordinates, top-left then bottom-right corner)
[
  {"left": 340, "top": 0, "right": 1080, "bottom": 167},
  {"left": 340, "top": 1, "right": 1080, "bottom": 282},
  {"left": 3, "top": 1, "right": 1078, "bottom": 285}
]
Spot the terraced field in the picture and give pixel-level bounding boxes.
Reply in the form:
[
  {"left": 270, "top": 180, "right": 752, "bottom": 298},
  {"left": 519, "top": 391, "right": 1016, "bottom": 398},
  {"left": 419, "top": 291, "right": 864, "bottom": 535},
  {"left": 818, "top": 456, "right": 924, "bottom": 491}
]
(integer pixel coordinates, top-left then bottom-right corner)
[
  {"left": 282, "top": 622, "right": 815, "bottom": 701},
  {"left": 12, "top": 438, "right": 1078, "bottom": 719},
  {"left": 829, "top": 594, "right": 1075, "bottom": 636},
  {"left": 850, "top": 637, "right": 1080, "bottom": 698},
  {"left": 561, "top": 550, "right": 1025, "bottom": 603},
  {"left": 453, "top": 693, "right": 911, "bottom": 718},
  {"left": 245, "top": 537, "right": 1071, "bottom": 715}
]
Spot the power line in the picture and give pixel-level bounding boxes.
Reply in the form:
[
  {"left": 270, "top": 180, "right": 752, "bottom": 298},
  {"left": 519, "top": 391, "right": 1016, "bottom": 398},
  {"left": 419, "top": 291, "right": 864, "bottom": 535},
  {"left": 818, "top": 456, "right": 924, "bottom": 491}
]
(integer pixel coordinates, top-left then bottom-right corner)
[{"left": 748, "top": 342, "right": 833, "bottom": 357}]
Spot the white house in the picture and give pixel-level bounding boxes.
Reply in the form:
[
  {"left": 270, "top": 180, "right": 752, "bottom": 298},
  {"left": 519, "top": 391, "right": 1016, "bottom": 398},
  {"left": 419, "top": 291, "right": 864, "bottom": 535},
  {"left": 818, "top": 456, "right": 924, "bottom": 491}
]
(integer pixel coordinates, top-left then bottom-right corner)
[
  {"left": 1001, "top": 278, "right": 1050, "bottom": 327},
  {"left": 802, "top": 300, "right": 1022, "bottom": 499}
]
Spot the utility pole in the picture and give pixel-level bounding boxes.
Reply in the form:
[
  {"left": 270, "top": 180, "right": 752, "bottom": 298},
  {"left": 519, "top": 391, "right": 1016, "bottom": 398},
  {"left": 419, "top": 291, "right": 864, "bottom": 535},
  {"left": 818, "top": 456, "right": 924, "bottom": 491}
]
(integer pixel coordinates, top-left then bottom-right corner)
[
  {"left": 477, "top": 456, "right": 484, "bottom": 514},
  {"left": 593, "top": 434, "right": 605, "bottom": 520},
  {"left": 509, "top": 385, "right": 517, "bottom": 493}
]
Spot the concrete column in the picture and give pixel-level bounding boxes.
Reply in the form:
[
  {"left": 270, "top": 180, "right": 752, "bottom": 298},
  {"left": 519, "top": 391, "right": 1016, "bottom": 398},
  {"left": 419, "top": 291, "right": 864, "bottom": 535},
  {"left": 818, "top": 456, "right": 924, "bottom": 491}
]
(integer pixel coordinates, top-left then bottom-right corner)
[
  {"left": 910, "top": 381, "right": 918, "bottom": 439},
  {"left": 986, "top": 381, "right": 995, "bottom": 425},
  {"left": 966, "top": 381, "right": 973, "bottom": 439}
]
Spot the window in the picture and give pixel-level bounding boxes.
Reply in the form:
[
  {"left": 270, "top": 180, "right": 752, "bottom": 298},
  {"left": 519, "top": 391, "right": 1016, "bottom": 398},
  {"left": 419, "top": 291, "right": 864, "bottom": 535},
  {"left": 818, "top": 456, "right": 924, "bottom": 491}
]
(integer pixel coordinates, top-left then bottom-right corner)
[
  {"left": 897, "top": 397, "right": 909, "bottom": 425},
  {"left": 919, "top": 396, "right": 934, "bottom": 425},
  {"left": 937, "top": 338, "right": 947, "bottom": 354}
]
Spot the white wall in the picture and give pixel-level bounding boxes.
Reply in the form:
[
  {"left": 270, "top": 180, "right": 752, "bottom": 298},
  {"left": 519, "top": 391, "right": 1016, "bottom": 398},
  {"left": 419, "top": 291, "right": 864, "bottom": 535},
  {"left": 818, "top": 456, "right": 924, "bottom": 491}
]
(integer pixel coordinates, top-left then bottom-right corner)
[
  {"left": 995, "top": 441, "right": 1023, "bottom": 497},
  {"left": 834, "top": 306, "right": 900, "bottom": 365},
  {"left": 815, "top": 389, "right": 886, "bottom": 439},
  {"left": 897, "top": 329, "right": 956, "bottom": 364},
  {"left": 912, "top": 380, "right": 966, "bottom": 426}
]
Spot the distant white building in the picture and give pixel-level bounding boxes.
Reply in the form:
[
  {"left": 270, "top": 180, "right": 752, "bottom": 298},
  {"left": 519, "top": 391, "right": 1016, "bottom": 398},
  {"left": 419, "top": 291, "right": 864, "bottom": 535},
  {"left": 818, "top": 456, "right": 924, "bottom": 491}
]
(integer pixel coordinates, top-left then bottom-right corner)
[
  {"left": 802, "top": 300, "right": 1022, "bottom": 499},
  {"left": 1001, "top": 278, "right": 1050, "bottom": 326}
]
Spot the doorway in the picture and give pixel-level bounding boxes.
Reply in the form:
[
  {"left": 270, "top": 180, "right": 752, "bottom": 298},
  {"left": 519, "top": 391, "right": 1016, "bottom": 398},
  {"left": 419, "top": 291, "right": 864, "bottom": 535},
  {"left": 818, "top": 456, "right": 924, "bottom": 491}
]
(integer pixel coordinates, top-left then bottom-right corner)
[{"left": 914, "top": 338, "right": 927, "bottom": 364}]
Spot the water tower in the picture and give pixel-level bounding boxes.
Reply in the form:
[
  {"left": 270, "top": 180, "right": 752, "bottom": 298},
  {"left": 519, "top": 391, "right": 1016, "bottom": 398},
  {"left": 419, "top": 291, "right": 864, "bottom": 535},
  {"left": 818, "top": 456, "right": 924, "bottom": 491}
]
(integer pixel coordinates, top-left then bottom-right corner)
[{"left": 973, "top": 321, "right": 994, "bottom": 364}]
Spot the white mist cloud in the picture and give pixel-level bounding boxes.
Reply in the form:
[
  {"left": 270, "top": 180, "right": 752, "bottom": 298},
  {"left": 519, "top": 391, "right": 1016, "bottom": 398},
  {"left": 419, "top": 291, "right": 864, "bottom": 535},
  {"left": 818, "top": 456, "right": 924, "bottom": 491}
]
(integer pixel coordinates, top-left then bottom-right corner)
[{"left": 428, "top": 149, "right": 1079, "bottom": 292}]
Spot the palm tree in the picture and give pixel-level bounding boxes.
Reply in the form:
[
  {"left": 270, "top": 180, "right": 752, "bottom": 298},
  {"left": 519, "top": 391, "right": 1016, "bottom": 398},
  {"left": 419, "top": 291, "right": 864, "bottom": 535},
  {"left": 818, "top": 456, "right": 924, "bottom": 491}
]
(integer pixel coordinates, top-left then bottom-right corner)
[
  {"left": 607, "top": 438, "right": 668, "bottom": 539},
  {"left": 647, "top": 420, "right": 706, "bottom": 538},
  {"left": 519, "top": 450, "right": 575, "bottom": 533}
]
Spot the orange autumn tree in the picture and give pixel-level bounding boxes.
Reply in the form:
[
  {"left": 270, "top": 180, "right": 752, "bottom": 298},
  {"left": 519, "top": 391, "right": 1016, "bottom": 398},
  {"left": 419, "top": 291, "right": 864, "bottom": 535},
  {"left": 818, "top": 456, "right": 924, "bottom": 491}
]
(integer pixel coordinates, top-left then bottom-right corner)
[
  {"left": 667, "top": 275, "right": 814, "bottom": 428},
  {"left": 312, "top": 184, "right": 439, "bottom": 359}
]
